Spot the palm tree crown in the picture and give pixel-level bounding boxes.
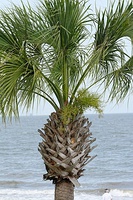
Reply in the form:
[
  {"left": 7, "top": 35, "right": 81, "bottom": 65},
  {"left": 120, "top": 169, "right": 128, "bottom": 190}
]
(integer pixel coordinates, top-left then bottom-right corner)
[{"left": 0, "top": 0, "right": 133, "bottom": 120}]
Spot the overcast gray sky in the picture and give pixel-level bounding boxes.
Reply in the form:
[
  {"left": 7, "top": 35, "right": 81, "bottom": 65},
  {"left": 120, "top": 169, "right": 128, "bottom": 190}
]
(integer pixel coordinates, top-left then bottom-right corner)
[{"left": 0, "top": 0, "right": 132, "bottom": 115}]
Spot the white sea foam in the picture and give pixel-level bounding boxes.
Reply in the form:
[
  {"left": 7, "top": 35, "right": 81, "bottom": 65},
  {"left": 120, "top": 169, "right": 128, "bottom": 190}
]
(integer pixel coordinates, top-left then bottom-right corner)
[
  {"left": 0, "top": 189, "right": 132, "bottom": 200},
  {"left": 111, "top": 189, "right": 133, "bottom": 197},
  {"left": 0, "top": 189, "right": 54, "bottom": 200},
  {"left": 0, "top": 189, "right": 100, "bottom": 200},
  {"left": 0, "top": 188, "right": 54, "bottom": 195}
]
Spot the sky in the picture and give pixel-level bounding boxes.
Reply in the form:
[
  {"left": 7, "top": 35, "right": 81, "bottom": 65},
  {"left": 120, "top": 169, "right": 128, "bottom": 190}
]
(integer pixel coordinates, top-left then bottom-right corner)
[{"left": 0, "top": 0, "right": 133, "bottom": 115}]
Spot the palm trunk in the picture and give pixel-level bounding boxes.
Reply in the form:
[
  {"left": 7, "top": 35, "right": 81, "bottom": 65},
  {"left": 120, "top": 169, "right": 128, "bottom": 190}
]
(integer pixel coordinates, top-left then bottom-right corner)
[
  {"left": 39, "top": 112, "right": 96, "bottom": 200},
  {"left": 54, "top": 179, "right": 74, "bottom": 200}
]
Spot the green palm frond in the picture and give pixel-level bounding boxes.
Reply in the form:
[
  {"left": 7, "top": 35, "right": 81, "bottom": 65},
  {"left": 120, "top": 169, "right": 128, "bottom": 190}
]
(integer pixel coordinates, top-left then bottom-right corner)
[
  {"left": 92, "top": 0, "right": 132, "bottom": 75},
  {"left": 73, "top": 89, "right": 103, "bottom": 114},
  {"left": 32, "top": 0, "right": 92, "bottom": 103},
  {"left": 0, "top": 1, "right": 66, "bottom": 119},
  {"left": 35, "top": 0, "right": 91, "bottom": 49},
  {"left": 60, "top": 89, "right": 102, "bottom": 125},
  {"left": 0, "top": 51, "right": 62, "bottom": 120},
  {"left": 102, "top": 55, "right": 133, "bottom": 102},
  {"left": 85, "top": 0, "right": 133, "bottom": 102}
]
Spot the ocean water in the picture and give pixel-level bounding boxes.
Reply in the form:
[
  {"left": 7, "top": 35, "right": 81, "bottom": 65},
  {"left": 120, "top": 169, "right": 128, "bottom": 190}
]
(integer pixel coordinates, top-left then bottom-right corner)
[{"left": 0, "top": 113, "right": 133, "bottom": 200}]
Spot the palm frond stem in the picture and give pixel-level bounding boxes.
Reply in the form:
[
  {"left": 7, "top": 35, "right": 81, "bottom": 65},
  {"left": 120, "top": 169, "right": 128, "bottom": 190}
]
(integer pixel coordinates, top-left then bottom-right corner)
[
  {"left": 34, "top": 88, "right": 59, "bottom": 110},
  {"left": 39, "top": 72, "right": 64, "bottom": 107},
  {"left": 62, "top": 56, "right": 69, "bottom": 104}
]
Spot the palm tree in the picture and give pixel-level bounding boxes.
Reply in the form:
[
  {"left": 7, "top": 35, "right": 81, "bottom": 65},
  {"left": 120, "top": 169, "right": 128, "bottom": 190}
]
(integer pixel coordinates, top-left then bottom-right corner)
[{"left": 0, "top": 0, "right": 133, "bottom": 199}]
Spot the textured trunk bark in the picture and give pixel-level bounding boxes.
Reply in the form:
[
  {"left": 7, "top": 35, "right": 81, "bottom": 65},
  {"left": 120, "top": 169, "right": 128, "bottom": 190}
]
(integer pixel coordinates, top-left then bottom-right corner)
[{"left": 54, "top": 179, "right": 74, "bottom": 200}]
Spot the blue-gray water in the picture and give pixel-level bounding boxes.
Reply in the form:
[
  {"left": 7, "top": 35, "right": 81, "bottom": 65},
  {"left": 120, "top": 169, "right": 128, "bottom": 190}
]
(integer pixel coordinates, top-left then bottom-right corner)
[{"left": 0, "top": 113, "right": 133, "bottom": 200}]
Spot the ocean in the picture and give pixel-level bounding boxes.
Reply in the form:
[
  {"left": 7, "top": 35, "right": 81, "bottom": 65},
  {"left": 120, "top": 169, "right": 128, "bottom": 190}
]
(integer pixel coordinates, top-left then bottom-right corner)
[{"left": 0, "top": 113, "right": 133, "bottom": 200}]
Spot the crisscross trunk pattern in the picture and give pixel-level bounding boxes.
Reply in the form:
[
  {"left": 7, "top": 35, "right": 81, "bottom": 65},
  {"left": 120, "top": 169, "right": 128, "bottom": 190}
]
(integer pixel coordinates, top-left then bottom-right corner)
[{"left": 38, "top": 112, "right": 96, "bottom": 200}]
